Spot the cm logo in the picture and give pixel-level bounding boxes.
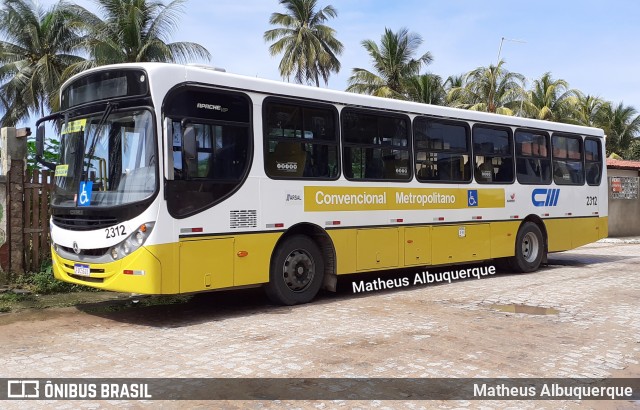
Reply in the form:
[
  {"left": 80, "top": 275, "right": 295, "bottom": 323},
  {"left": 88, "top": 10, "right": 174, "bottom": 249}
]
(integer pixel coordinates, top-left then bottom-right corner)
[{"left": 532, "top": 188, "right": 560, "bottom": 207}]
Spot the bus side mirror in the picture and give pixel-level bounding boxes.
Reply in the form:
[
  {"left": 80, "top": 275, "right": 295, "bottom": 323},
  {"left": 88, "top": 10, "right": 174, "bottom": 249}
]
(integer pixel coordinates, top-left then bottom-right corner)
[
  {"left": 183, "top": 124, "right": 198, "bottom": 178},
  {"left": 35, "top": 123, "right": 56, "bottom": 170}
]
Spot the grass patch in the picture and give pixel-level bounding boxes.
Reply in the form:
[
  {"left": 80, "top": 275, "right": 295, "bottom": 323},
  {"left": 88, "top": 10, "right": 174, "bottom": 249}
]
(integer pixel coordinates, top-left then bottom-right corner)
[
  {"left": 14, "top": 263, "right": 100, "bottom": 295},
  {"left": 0, "top": 292, "right": 35, "bottom": 303},
  {"left": 0, "top": 292, "right": 36, "bottom": 313}
]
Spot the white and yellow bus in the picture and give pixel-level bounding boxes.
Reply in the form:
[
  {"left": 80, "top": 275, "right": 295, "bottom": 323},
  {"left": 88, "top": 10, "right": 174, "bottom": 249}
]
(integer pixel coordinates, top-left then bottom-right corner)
[{"left": 36, "top": 63, "right": 607, "bottom": 305}]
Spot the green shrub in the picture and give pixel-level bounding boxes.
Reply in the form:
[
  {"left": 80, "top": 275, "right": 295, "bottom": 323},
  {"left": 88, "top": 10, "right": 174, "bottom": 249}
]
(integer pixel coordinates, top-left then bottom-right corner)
[{"left": 16, "top": 262, "right": 100, "bottom": 295}]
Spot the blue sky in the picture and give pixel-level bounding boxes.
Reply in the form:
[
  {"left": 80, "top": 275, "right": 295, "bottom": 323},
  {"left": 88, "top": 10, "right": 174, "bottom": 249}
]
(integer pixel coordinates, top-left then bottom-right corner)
[{"left": 36, "top": 0, "right": 640, "bottom": 113}]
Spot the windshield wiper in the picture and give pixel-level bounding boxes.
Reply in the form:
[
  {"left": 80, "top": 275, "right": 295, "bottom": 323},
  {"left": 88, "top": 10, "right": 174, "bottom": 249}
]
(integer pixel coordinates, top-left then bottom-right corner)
[{"left": 84, "top": 102, "right": 116, "bottom": 181}]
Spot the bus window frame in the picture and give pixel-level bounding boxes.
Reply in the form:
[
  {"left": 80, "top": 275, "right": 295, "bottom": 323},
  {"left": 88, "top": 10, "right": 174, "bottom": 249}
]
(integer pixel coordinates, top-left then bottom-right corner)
[
  {"left": 341, "top": 107, "right": 413, "bottom": 183},
  {"left": 471, "top": 123, "right": 515, "bottom": 185},
  {"left": 584, "top": 137, "right": 603, "bottom": 186},
  {"left": 551, "top": 133, "right": 585, "bottom": 186},
  {"left": 262, "top": 96, "right": 341, "bottom": 181},
  {"left": 413, "top": 116, "right": 472, "bottom": 184},
  {"left": 514, "top": 128, "right": 552, "bottom": 186}
]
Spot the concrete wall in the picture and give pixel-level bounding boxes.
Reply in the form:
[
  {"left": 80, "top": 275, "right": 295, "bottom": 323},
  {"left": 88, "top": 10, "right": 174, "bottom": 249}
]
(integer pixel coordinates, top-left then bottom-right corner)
[
  {"left": 607, "top": 168, "right": 640, "bottom": 237},
  {"left": 0, "top": 127, "right": 27, "bottom": 274},
  {"left": 0, "top": 175, "right": 7, "bottom": 274}
]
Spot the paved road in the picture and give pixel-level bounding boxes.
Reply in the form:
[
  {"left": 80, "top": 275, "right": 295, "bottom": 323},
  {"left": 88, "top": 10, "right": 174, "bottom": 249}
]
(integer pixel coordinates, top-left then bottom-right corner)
[{"left": 1, "top": 241, "right": 639, "bottom": 409}]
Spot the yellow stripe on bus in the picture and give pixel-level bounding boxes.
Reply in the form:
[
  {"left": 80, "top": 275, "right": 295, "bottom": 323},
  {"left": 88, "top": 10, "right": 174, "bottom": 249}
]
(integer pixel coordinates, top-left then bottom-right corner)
[{"left": 304, "top": 186, "right": 505, "bottom": 212}]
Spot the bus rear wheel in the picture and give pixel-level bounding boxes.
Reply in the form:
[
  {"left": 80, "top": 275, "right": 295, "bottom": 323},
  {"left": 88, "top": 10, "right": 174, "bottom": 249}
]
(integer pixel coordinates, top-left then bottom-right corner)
[
  {"left": 509, "top": 222, "right": 544, "bottom": 273},
  {"left": 265, "top": 235, "right": 324, "bottom": 305}
]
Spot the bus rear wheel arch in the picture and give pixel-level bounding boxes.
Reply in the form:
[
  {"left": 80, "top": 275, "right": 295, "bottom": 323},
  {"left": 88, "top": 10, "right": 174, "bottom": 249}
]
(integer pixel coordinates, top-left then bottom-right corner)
[
  {"left": 508, "top": 221, "right": 546, "bottom": 273},
  {"left": 265, "top": 234, "right": 325, "bottom": 305}
]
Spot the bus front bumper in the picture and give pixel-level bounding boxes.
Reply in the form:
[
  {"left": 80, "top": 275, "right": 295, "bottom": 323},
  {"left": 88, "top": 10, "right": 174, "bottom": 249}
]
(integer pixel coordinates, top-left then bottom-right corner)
[{"left": 51, "top": 246, "right": 163, "bottom": 294}]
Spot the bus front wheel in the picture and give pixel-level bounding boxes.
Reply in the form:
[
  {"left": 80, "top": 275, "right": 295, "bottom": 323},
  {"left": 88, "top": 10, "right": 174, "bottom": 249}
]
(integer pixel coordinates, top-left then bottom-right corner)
[
  {"left": 265, "top": 235, "right": 324, "bottom": 305},
  {"left": 509, "top": 222, "right": 545, "bottom": 273}
]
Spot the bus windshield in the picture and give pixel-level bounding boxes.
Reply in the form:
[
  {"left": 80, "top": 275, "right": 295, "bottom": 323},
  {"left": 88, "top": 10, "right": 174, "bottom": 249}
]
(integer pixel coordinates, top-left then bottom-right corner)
[{"left": 52, "top": 109, "right": 157, "bottom": 208}]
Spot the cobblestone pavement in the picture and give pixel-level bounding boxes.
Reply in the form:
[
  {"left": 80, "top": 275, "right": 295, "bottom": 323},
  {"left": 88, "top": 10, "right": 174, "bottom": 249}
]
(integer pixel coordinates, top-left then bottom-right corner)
[{"left": 1, "top": 242, "right": 639, "bottom": 409}]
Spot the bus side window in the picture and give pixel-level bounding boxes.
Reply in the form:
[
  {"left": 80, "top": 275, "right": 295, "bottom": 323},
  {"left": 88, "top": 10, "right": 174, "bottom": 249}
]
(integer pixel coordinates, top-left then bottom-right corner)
[
  {"left": 341, "top": 109, "right": 411, "bottom": 182},
  {"left": 585, "top": 138, "right": 602, "bottom": 186},
  {"left": 414, "top": 117, "right": 470, "bottom": 183},
  {"left": 552, "top": 134, "right": 584, "bottom": 185},
  {"left": 472, "top": 125, "right": 513, "bottom": 184},
  {"left": 515, "top": 130, "right": 551, "bottom": 185},
  {"left": 264, "top": 100, "right": 339, "bottom": 179}
]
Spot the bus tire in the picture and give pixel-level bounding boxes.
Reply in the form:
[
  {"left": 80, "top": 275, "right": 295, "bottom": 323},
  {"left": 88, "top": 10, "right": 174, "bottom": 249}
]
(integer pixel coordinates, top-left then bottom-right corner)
[
  {"left": 265, "top": 235, "right": 324, "bottom": 305},
  {"left": 509, "top": 222, "right": 544, "bottom": 273}
]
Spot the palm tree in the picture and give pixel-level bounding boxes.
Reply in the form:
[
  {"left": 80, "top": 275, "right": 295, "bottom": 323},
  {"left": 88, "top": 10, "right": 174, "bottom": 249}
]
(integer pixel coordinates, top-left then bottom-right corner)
[
  {"left": 264, "top": 0, "right": 343, "bottom": 86},
  {"left": 521, "top": 72, "right": 573, "bottom": 122},
  {"left": 347, "top": 27, "right": 433, "bottom": 99},
  {"left": 70, "top": 0, "right": 211, "bottom": 70},
  {"left": 597, "top": 101, "right": 640, "bottom": 157},
  {"left": 0, "top": 0, "right": 86, "bottom": 126},
  {"left": 568, "top": 91, "right": 606, "bottom": 127},
  {"left": 451, "top": 60, "right": 525, "bottom": 115},
  {"left": 405, "top": 73, "right": 445, "bottom": 105},
  {"left": 444, "top": 73, "right": 465, "bottom": 107}
]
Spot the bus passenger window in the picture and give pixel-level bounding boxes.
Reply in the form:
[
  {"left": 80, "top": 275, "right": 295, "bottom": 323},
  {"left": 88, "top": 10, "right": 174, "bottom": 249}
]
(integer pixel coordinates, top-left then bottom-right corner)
[
  {"left": 472, "top": 126, "right": 513, "bottom": 184},
  {"left": 264, "top": 100, "right": 339, "bottom": 179},
  {"left": 342, "top": 109, "right": 411, "bottom": 181},
  {"left": 515, "top": 130, "right": 551, "bottom": 185},
  {"left": 552, "top": 134, "right": 584, "bottom": 185},
  {"left": 414, "top": 117, "right": 470, "bottom": 183},
  {"left": 585, "top": 138, "right": 602, "bottom": 186}
]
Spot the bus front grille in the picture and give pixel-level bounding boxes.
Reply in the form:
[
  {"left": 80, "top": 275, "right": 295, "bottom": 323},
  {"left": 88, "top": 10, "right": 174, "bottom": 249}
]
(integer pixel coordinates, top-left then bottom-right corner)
[
  {"left": 53, "top": 215, "right": 118, "bottom": 231},
  {"left": 59, "top": 246, "right": 110, "bottom": 258},
  {"left": 68, "top": 274, "right": 104, "bottom": 283}
]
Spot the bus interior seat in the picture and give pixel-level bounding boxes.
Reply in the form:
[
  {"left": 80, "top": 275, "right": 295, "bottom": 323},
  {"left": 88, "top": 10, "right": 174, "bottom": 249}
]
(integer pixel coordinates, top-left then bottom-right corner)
[
  {"left": 268, "top": 141, "right": 306, "bottom": 177},
  {"left": 475, "top": 158, "right": 494, "bottom": 182}
]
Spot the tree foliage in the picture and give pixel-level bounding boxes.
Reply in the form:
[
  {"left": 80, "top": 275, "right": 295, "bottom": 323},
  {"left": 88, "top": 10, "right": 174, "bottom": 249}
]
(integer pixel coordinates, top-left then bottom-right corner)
[
  {"left": 264, "top": 0, "right": 343, "bottom": 86},
  {"left": 0, "top": 0, "right": 210, "bottom": 127},
  {"left": 347, "top": 27, "right": 432, "bottom": 98},
  {"left": 70, "top": 0, "right": 211, "bottom": 69},
  {"left": 0, "top": 0, "right": 85, "bottom": 126}
]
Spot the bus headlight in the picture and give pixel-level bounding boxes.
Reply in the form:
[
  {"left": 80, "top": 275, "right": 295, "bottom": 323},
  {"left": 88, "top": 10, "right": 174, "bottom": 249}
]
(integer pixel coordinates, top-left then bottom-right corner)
[{"left": 108, "top": 222, "right": 155, "bottom": 261}]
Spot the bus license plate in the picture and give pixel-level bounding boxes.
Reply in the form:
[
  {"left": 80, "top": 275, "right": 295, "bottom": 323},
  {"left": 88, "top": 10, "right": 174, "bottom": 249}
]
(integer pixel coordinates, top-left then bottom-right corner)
[{"left": 74, "top": 263, "right": 91, "bottom": 277}]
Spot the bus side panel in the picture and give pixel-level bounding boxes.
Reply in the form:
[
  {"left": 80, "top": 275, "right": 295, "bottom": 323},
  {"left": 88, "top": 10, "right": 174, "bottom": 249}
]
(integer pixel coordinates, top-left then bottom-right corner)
[
  {"left": 432, "top": 224, "right": 490, "bottom": 265},
  {"left": 179, "top": 238, "right": 234, "bottom": 293},
  {"left": 545, "top": 219, "right": 574, "bottom": 252},
  {"left": 146, "top": 243, "right": 180, "bottom": 294},
  {"left": 490, "top": 221, "right": 520, "bottom": 258},
  {"left": 571, "top": 217, "right": 601, "bottom": 249},
  {"left": 571, "top": 218, "right": 600, "bottom": 248},
  {"left": 328, "top": 229, "right": 357, "bottom": 275},
  {"left": 234, "top": 233, "right": 282, "bottom": 286},
  {"left": 356, "top": 228, "right": 399, "bottom": 271},
  {"left": 404, "top": 226, "right": 432, "bottom": 266},
  {"left": 599, "top": 217, "right": 609, "bottom": 239}
]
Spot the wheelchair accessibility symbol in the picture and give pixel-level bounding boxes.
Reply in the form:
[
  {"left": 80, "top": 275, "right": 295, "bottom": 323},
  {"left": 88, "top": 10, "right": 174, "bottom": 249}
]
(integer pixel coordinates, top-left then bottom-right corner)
[
  {"left": 467, "top": 190, "right": 478, "bottom": 207},
  {"left": 78, "top": 181, "right": 93, "bottom": 207}
]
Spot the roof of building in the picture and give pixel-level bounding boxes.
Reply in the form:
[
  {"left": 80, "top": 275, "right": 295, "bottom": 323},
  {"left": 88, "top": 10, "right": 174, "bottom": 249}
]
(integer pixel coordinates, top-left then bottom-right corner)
[{"left": 607, "top": 158, "right": 640, "bottom": 170}]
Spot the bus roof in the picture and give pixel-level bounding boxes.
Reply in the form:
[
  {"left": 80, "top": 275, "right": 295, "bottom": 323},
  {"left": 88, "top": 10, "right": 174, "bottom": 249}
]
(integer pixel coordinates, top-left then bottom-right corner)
[{"left": 64, "top": 62, "right": 605, "bottom": 138}]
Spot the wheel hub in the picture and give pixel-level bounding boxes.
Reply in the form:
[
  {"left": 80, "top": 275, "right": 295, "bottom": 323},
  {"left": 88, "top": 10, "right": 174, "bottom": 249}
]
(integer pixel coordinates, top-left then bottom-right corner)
[
  {"left": 522, "top": 232, "right": 540, "bottom": 263},
  {"left": 282, "top": 250, "right": 315, "bottom": 292}
]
